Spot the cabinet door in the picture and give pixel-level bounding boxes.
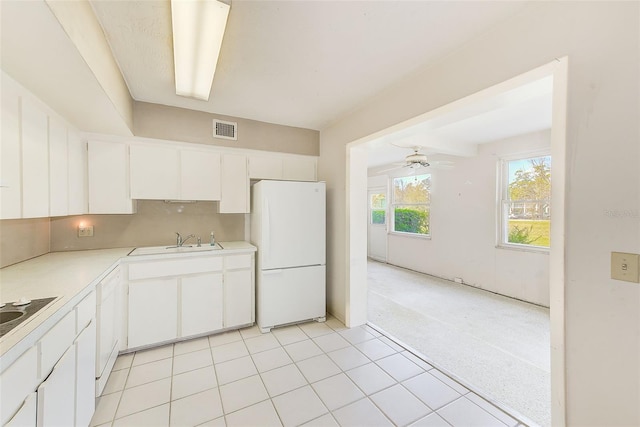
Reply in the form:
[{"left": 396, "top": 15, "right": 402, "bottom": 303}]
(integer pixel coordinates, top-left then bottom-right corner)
[
  {"left": 37, "top": 344, "right": 76, "bottom": 427},
  {"left": 128, "top": 278, "right": 178, "bottom": 349},
  {"left": 0, "top": 347, "right": 38, "bottom": 425},
  {"left": 48, "top": 116, "right": 68, "bottom": 217},
  {"left": 67, "top": 131, "right": 87, "bottom": 215},
  {"left": 39, "top": 310, "right": 76, "bottom": 380},
  {"left": 88, "top": 140, "right": 136, "bottom": 214},
  {"left": 181, "top": 273, "right": 223, "bottom": 337},
  {"left": 224, "top": 269, "right": 253, "bottom": 328},
  {"left": 0, "top": 75, "right": 22, "bottom": 219},
  {"left": 219, "top": 154, "right": 249, "bottom": 213},
  {"left": 248, "top": 156, "right": 283, "bottom": 180},
  {"left": 130, "top": 144, "right": 179, "bottom": 200},
  {"left": 21, "top": 98, "right": 49, "bottom": 218},
  {"left": 283, "top": 157, "right": 317, "bottom": 181},
  {"left": 181, "top": 150, "right": 221, "bottom": 200},
  {"left": 75, "top": 321, "right": 96, "bottom": 427},
  {"left": 6, "top": 392, "right": 36, "bottom": 427}
]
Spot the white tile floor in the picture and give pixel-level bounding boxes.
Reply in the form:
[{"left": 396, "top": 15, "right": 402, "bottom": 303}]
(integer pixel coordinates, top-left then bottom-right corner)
[{"left": 91, "top": 318, "right": 525, "bottom": 427}]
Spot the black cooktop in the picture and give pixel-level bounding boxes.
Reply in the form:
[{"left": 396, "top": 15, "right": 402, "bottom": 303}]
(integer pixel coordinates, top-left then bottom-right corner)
[{"left": 0, "top": 297, "right": 57, "bottom": 338}]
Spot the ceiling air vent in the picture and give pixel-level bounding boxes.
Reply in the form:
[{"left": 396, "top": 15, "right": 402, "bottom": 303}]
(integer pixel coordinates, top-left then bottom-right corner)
[{"left": 213, "top": 119, "right": 237, "bottom": 140}]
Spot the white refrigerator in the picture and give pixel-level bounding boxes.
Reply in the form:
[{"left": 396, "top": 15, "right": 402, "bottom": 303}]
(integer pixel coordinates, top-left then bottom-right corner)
[{"left": 250, "top": 180, "right": 326, "bottom": 333}]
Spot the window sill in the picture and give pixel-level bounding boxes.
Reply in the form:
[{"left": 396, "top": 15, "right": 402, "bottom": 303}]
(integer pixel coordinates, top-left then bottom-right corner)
[
  {"left": 496, "top": 244, "right": 550, "bottom": 254},
  {"left": 389, "top": 231, "right": 431, "bottom": 240}
]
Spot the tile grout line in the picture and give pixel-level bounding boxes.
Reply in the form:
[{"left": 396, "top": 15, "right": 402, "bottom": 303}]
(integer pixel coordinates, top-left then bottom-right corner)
[{"left": 98, "top": 318, "right": 522, "bottom": 427}]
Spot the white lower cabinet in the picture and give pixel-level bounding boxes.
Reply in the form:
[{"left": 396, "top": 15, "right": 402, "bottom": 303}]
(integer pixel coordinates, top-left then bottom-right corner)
[
  {"left": 0, "top": 347, "right": 38, "bottom": 425},
  {"left": 128, "top": 278, "right": 178, "bottom": 349},
  {"left": 37, "top": 344, "right": 76, "bottom": 427},
  {"left": 224, "top": 269, "right": 253, "bottom": 328},
  {"left": 75, "top": 321, "right": 96, "bottom": 427},
  {"left": 125, "top": 250, "right": 255, "bottom": 350},
  {"left": 0, "top": 290, "right": 97, "bottom": 427},
  {"left": 181, "top": 273, "right": 224, "bottom": 337},
  {"left": 6, "top": 392, "right": 37, "bottom": 427},
  {"left": 96, "top": 267, "right": 122, "bottom": 396}
]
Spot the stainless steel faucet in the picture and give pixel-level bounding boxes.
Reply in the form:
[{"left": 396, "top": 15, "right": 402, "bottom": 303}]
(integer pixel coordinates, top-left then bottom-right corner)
[{"left": 175, "top": 232, "right": 195, "bottom": 247}]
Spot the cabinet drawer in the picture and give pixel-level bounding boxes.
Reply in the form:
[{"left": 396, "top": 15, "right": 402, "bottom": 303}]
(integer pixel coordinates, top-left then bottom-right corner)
[
  {"left": 225, "top": 254, "right": 252, "bottom": 270},
  {"left": 76, "top": 290, "right": 96, "bottom": 331},
  {"left": 39, "top": 311, "right": 76, "bottom": 378},
  {"left": 129, "top": 256, "right": 223, "bottom": 280}
]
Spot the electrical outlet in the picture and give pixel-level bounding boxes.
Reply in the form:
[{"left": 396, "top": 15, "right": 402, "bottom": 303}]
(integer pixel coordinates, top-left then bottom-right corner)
[
  {"left": 611, "top": 252, "right": 639, "bottom": 283},
  {"left": 78, "top": 225, "right": 94, "bottom": 237}
]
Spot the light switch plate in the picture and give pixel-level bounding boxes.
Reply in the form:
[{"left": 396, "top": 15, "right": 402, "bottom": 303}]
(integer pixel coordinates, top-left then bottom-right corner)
[{"left": 611, "top": 252, "right": 639, "bottom": 283}]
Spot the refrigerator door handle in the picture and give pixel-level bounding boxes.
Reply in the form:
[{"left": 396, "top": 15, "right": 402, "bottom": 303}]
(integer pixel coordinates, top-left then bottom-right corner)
[{"left": 264, "top": 198, "right": 270, "bottom": 264}]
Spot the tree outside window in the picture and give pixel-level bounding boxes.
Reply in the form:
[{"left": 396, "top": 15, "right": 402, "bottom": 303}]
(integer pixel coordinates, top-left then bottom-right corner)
[
  {"left": 502, "top": 155, "right": 551, "bottom": 248},
  {"left": 392, "top": 174, "right": 431, "bottom": 236}
]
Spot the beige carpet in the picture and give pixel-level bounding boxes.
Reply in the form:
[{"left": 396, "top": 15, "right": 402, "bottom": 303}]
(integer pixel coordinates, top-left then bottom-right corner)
[{"left": 367, "top": 260, "right": 550, "bottom": 427}]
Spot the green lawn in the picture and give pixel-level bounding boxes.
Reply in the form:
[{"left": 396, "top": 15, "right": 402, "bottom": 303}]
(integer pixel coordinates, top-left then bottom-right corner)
[{"left": 508, "top": 220, "right": 550, "bottom": 247}]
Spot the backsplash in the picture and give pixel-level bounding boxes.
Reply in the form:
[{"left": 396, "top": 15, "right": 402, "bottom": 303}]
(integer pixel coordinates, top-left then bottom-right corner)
[
  {"left": 50, "top": 200, "right": 245, "bottom": 252},
  {"left": 0, "top": 218, "right": 50, "bottom": 268}
]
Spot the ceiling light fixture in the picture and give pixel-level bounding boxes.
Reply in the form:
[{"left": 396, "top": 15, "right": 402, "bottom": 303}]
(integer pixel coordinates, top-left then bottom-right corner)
[{"left": 171, "top": 0, "right": 230, "bottom": 101}]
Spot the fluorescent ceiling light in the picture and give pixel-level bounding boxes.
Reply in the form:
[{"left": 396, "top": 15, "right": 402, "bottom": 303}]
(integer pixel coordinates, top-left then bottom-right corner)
[{"left": 171, "top": 0, "right": 230, "bottom": 101}]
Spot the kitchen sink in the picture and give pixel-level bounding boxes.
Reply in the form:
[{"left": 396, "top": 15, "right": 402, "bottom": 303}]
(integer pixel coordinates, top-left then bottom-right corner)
[
  {"left": 0, "top": 297, "right": 57, "bottom": 337},
  {"left": 128, "top": 243, "right": 224, "bottom": 256}
]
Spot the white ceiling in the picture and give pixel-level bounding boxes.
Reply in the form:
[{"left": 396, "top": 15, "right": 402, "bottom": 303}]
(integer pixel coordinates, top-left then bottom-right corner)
[
  {"left": 366, "top": 76, "right": 554, "bottom": 168},
  {"left": 1, "top": 0, "right": 549, "bottom": 168},
  {"left": 89, "top": 0, "right": 532, "bottom": 131}
]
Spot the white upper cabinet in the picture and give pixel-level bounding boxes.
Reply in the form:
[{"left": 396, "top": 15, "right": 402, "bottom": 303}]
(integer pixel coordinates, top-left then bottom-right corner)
[
  {"left": 0, "top": 72, "right": 88, "bottom": 219},
  {"left": 130, "top": 144, "right": 221, "bottom": 201},
  {"left": 219, "top": 154, "right": 249, "bottom": 213},
  {"left": 88, "top": 140, "right": 136, "bottom": 214},
  {"left": 248, "top": 155, "right": 283, "bottom": 180},
  {"left": 21, "top": 98, "right": 49, "bottom": 218},
  {"left": 130, "top": 144, "right": 180, "bottom": 200},
  {"left": 181, "top": 149, "right": 221, "bottom": 201},
  {"left": 248, "top": 154, "right": 317, "bottom": 182},
  {"left": 0, "top": 75, "right": 22, "bottom": 219},
  {"left": 48, "top": 116, "right": 68, "bottom": 217},
  {"left": 283, "top": 156, "right": 317, "bottom": 181},
  {"left": 67, "top": 131, "right": 87, "bottom": 215}
]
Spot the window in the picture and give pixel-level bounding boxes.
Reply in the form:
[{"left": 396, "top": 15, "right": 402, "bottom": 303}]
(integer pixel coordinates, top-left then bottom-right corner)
[
  {"left": 392, "top": 174, "right": 431, "bottom": 236},
  {"left": 500, "top": 155, "right": 551, "bottom": 249},
  {"left": 370, "top": 192, "right": 387, "bottom": 225}
]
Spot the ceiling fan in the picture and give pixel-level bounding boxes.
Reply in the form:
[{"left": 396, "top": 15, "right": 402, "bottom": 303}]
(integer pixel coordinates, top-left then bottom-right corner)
[
  {"left": 376, "top": 146, "right": 454, "bottom": 174},
  {"left": 403, "top": 147, "right": 430, "bottom": 168}
]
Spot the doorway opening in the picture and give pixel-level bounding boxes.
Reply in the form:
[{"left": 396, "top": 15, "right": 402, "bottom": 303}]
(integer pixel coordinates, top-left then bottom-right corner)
[{"left": 346, "top": 58, "right": 568, "bottom": 427}]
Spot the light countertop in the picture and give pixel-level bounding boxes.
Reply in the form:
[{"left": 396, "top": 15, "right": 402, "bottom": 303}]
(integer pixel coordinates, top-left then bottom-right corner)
[
  {"left": 0, "top": 242, "right": 256, "bottom": 366},
  {"left": 0, "top": 248, "right": 132, "bottom": 364}
]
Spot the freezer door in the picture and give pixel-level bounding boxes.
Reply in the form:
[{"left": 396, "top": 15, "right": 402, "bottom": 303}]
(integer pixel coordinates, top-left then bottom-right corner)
[
  {"left": 257, "top": 265, "right": 326, "bottom": 330},
  {"left": 259, "top": 181, "right": 326, "bottom": 270}
]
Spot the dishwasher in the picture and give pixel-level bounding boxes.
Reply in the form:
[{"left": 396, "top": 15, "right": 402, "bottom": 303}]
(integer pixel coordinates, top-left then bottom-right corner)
[{"left": 95, "top": 267, "right": 121, "bottom": 396}]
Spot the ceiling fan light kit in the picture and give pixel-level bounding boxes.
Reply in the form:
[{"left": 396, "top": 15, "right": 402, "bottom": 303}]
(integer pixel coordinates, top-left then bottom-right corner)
[{"left": 171, "top": 0, "right": 230, "bottom": 101}]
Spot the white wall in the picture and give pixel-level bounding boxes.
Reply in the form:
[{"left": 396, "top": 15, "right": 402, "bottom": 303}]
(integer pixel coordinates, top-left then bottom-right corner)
[
  {"left": 375, "top": 131, "right": 551, "bottom": 307},
  {"left": 319, "top": 2, "right": 639, "bottom": 425}
]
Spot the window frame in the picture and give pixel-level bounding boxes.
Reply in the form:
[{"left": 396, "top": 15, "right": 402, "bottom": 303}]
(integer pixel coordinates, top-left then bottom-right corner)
[
  {"left": 497, "top": 151, "right": 551, "bottom": 252},
  {"left": 390, "top": 173, "right": 432, "bottom": 239},
  {"left": 369, "top": 189, "right": 387, "bottom": 227}
]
